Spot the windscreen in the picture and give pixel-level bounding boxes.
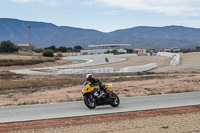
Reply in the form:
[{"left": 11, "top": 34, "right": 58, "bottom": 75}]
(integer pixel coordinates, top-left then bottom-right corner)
[{"left": 83, "top": 81, "right": 89, "bottom": 87}]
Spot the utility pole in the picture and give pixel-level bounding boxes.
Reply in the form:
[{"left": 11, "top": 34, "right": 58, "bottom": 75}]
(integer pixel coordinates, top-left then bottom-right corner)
[
  {"left": 152, "top": 40, "right": 155, "bottom": 50},
  {"left": 14, "top": 33, "right": 16, "bottom": 45},
  {"left": 28, "top": 26, "right": 31, "bottom": 44},
  {"left": 132, "top": 35, "right": 136, "bottom": 53}
]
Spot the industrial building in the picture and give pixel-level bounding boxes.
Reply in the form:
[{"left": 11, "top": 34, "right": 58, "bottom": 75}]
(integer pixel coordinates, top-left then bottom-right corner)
[
  {"left": 17, "top": 44, "right": 35, "bottom": 51},
  {"left": 81, "top": 44, "right": 131, "bottom": 55}
]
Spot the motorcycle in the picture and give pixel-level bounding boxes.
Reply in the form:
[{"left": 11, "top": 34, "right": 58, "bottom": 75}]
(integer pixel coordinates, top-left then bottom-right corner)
[{"left": 82, "top": 81, "right": 120, "bottom": 109}]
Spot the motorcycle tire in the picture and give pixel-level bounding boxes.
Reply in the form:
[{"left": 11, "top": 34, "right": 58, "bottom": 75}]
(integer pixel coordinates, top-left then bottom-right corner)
[
  {"left": 109, "top": 93, "right": 120, "bottom": 107},
  {"left": 84, "top": 95, "right": 96, "bottom": 109}
]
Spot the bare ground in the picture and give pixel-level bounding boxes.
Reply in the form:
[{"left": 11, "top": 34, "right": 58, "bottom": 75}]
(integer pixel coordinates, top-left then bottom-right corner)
[
  {"left": 1, "top": 53, "right": 199, "bottom": 106},
  {"left": 1, "top": 106, "right": 200, "bottom": 133},
  {"left": 0, "top": 73, "right": 200, "bottom": 107},
  {"left": 76, "top": 52, "right": 200, "bottom": 73},
  {"left": 0, "top": 53, "right": 73, "bottom": 70},
  {"left": 0, "top": 53, "right": 200, "bottom": 132},
  {"left": 152, "top": 52, "right": 200, "bottom": 73},
  {"left": 77, "top": 55, "right": 170, "bottom": 71}
]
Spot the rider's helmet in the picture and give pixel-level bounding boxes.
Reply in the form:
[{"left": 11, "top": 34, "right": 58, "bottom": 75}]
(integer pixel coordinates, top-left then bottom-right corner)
[{"left": 86, "top": 74, "right": 93, "bottom": 82}]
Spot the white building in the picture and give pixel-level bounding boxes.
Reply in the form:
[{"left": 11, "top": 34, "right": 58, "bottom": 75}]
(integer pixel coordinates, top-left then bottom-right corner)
[
  {"left": 134, "top": 48, "right": 147, "bottom": 56},
  {"left": 80, "top": 49, "right": 127, "bottom": 55},
  {"left": 80, "top": 44, "right": 130, "bottom": 55}
]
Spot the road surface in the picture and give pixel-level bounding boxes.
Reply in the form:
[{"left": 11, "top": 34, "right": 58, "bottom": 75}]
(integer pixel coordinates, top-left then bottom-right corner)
[
  {"left": 0, "top": 92, "right": 200, "bottom": 123},
  {"left": 9, "top": 55, "right": 126, "bottom": 75}
]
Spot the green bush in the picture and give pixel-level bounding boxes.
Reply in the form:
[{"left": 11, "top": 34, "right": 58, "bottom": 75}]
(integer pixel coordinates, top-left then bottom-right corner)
[
  {"left": 0, "top": 40, "right": 18, "bottom": 53},
  {"left": 43, "top": 49, "right": 54, "bottom": 57},
  {"left": 111, "top": 49, "right": 119, "bottom": 55}
]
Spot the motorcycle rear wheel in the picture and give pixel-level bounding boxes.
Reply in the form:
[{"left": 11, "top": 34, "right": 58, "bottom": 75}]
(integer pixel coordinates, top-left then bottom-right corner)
[
  {"left": 109, "top": 93, "right": 120, "bottom": 107},
  {"left": 84, "top": 95, "right": 96, "bottom": 109}
]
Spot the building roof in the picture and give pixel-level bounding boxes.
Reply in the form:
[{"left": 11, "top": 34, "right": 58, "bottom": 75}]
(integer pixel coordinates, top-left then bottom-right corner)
[
  {"left": 17, "top": 44, "right": 35, "bottom": 47},
  {"left": 88, "top": 44, "right": 131, "bottom": 48},
  {"left": 134, "top": 48, "right": 147, "bottom": 50}
]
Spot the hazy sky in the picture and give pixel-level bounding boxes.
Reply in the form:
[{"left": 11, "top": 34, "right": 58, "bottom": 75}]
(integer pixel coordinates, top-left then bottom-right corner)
[{"left": 1, "top": 0, "right": 200, "bottom": 32}]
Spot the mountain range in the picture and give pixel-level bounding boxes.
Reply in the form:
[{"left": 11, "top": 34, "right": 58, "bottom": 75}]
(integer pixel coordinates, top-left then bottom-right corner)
[{"left": 0, "top": 18, "right": 200, "bottom": 49}]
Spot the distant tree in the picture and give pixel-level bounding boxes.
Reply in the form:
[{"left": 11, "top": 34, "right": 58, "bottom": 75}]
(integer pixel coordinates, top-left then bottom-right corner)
[
  {"left": 196, "top": 46, "right": 200, "bottom": 49},
  {"left": 42, "top": 49, "right": 54, "bottom": 57},
  {"left": 126, "top": 49, "right": 133, "bottom": 53},
  {"left": 111, "top": 49, "right": 119, "bottom": 55},
  {"left": 49, "top": 45, "right": 56, "bottom": 51},
  {"left": 180, "top": 48, "right": 195, "bottom": 53},
  {"left": 45, "top": 45, "right": 56, "bottom": 51},
  {"left": 104, "top": 50, "right": 110, "bottom": 54},
  {"left": 57, "top": 46, "right": 67, "bottom": 52},
  {"left": 74, "top": 45, "right": 83, "bottom": 52},
  {"left": 0, "top": 40, "right": 18, "bottom": 53},
  {"left": 34, "top": 48, "right": 43, "bottom": 53},
  {"left": 74, "top": 45, "right": 83, "bottom": 50},
  {"left": 66, "top": 47, "right": 73, "bottom": 52}
]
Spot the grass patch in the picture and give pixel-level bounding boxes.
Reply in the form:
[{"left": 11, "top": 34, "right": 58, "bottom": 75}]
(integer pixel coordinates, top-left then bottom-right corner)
[
  {"left": 148, "top": 92, "right": 161, "bottom": 95},
  {"left": 166, "top": 89, "right": 193, "bottom": 94},
  {"left": 0, "top": 74, "right": 164, "bottom": 96},
  {"left": 146, "top": 71, "right": 155, "bottom": 74},
  {"left": 0, "top": 74, "right": 24, "bottom": 80},
  {"left": 18, "top": 101, "right": 39, "bottom": 105},
  {"left": 109, "top": 75, "right": 161, "bottom": 82},
  {"left": 17, "top": 101, "right": 49, "bottom": 106},
  {"left": 0, "top": 59, "right": 55, "bottom": 66},
  {"left": 0, "top": 75, "right": 85, "bottom": 95},
  {"left": 15, "top": 97, "right": 84, "bottom": 106},
  {"left": 161, "top": 126, "right": 169, "bottom": 129},
  {"left": 66, "top": 59, "right": 88, "bottom": 64},
  {"left": 58, "top": 97, "right": 83, "bottom": 103}
]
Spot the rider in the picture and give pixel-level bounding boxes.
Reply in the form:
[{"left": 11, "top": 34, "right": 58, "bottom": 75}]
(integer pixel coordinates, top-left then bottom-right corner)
[{"left": 86, "top": 74, "right": 107, "bottom": 94}]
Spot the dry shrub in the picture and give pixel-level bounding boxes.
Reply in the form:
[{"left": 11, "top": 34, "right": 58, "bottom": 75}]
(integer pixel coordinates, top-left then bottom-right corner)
[{"left": 0, "top": 75, "right": 85, "bottom": 95}]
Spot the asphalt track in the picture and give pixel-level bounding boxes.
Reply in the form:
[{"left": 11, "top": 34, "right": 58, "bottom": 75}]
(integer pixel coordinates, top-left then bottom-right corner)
[
  {"left": 9, "top": 55, "right": 126, "bottom": 75},
  {"left": 0, "top": 92, "right": 200, "bottom": 124}
]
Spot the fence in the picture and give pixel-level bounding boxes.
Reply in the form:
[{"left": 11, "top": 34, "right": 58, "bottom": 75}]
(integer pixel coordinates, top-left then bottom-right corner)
[
  {"left": 56, "top": 67, "right": 114, "bottom": 75},
  {"left": 18, "top": 50, "right": 42, "bottom": 56},
  {"left": 63, "top": 53, "right": 138, "bottom": 59}
]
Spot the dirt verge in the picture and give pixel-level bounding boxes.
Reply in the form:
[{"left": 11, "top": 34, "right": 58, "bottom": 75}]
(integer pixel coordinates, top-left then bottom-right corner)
[
  {"left": 1, "top": 106, "right": 200, "bottom": 132},
  {"left": 0, "top": 73, "right": 200, "bottom": 107},
  {"left": 0, "top": 54, "right": 73, "bottom": 70}
]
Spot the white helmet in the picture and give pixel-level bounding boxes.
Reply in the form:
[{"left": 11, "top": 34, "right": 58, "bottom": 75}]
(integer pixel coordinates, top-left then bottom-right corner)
[{"left": 86, "top": 74, "right": 93, "bottom": 82}]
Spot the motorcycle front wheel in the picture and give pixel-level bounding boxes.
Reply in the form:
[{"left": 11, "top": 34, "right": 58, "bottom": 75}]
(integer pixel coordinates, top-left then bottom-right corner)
[
  {"left": 109, "top": 93, "right": 120, "bottom": 107},
  {"left": 84, "top": 95, "right": 96, "bottom": 109}
]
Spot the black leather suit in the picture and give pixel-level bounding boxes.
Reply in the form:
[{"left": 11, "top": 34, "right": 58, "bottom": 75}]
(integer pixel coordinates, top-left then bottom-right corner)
[{"left": 90, "top": 78, "right": 105, "bottom": 91}]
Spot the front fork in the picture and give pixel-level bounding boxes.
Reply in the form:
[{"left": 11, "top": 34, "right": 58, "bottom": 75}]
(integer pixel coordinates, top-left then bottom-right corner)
[{"left": 89, "top": 94, "right": 95, "bottom": 102}]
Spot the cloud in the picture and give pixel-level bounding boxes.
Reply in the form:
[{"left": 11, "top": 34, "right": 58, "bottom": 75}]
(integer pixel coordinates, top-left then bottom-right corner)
[
  {"left": 10, "top": 0, "right": 60, "bottom": 6},
  {"left": 103, "top": 10, "right": 125, "bottom": 16},
  {"left": 82, "top": 1, "right": 95, "bottom": 6},
  {"left": 94, "top": 0, "right": 200, "bottom": 16},
  {"left": 174, "top": 19, "right": 200, "bottom": 28}
]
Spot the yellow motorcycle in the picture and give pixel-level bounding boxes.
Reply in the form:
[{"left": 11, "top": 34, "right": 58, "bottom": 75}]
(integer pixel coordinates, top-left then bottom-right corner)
[{"left": 82, "top": 81, "right": 120, "bottom": 109}]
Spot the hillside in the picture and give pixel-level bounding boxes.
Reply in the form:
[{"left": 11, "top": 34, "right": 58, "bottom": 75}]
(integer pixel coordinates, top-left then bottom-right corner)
[{"left": 0, "top": 18, "right": 200, "bottom": 48}]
